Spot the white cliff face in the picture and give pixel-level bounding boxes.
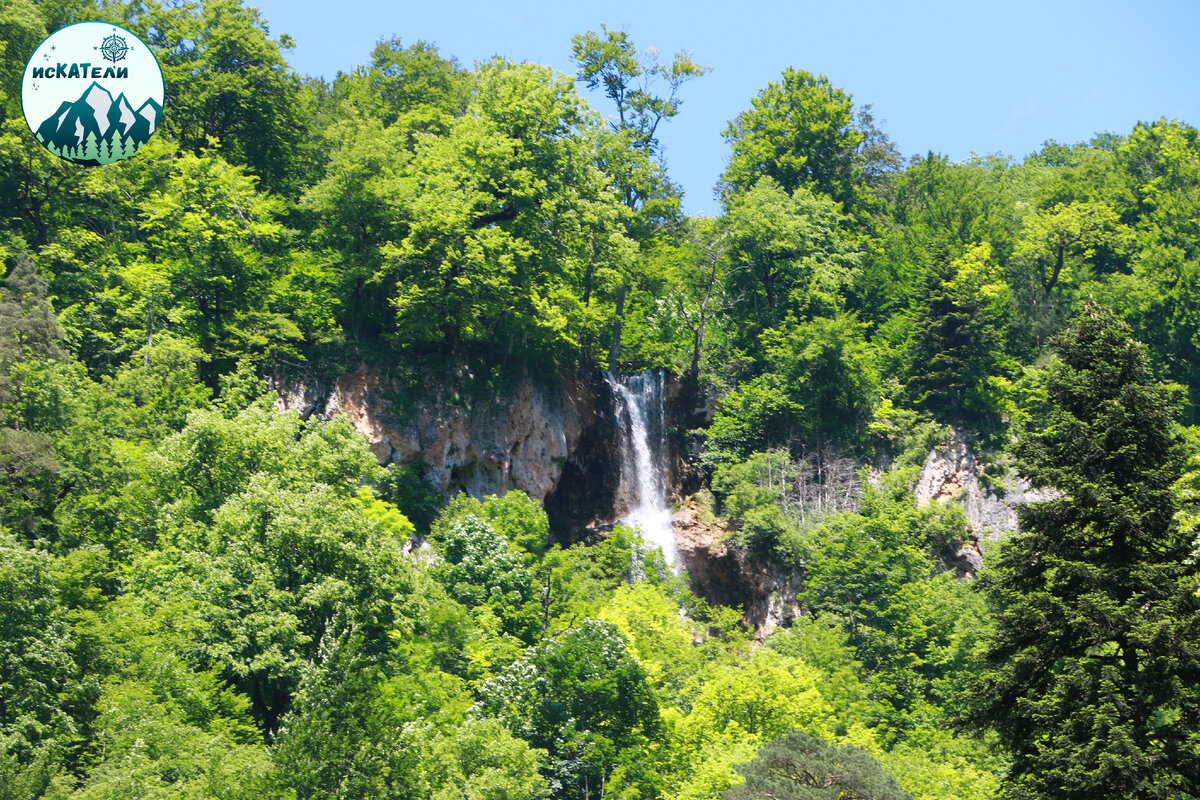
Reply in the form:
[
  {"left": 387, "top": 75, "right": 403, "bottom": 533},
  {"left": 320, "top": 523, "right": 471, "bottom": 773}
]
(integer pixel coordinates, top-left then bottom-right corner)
[
  {"left": 271, "top": 367, "right": 591, "bottom": 502},
  {"left": 915, "top": 428, "right": 1052, "bottom": 540}
]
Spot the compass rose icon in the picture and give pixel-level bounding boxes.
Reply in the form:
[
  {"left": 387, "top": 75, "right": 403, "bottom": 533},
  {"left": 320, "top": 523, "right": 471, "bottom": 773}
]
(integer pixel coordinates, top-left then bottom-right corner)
[{"left": 98, "top": 32, "right": 129, "bottom": 63}]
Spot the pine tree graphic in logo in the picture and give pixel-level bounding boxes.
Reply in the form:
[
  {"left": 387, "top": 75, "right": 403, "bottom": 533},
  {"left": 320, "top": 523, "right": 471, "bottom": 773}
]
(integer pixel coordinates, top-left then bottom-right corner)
[{"left": 99, "top": 32, "right": 129, "bottom": 63}]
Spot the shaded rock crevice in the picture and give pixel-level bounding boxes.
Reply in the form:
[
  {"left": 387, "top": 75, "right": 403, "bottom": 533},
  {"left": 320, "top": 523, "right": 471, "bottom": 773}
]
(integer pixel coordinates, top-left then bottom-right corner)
[
  {"left": 543, "top": 374, "right": 621, "bottom": 541},
  {"left": 673, "top": 497, "right": 803, "bottom": 641},
  {"left": 663, "top": 372, "right": 711, "bottom": 502}
]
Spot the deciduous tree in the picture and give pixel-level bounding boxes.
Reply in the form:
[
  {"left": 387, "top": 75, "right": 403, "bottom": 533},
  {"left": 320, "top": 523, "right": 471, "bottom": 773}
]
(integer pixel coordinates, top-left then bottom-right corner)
[{"left": 721, "top": 68, "right": 864, "bottom": 209}]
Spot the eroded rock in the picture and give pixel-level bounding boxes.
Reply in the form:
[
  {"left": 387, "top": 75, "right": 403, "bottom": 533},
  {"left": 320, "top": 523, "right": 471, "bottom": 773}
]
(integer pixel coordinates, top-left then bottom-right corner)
[
  {"left": 673, "top": 497, "right": 803, "bottom": 641},
  {"left": 915, "top": 427, "right": 1051, "bottom": 542},
  {"left": 273, "top": 367, "right": 593, "bottom": 503}
]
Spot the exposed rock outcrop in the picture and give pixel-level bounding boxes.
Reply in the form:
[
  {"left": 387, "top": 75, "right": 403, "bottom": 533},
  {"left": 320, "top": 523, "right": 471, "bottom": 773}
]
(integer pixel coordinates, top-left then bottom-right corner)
[
  {"left": 673, "top": 497, "right": 803, "bottom": 641},
  {"left": 275, "top": 367, "right": 1045, "bottom": 630},
  {"left": 673, "top": 498, "right": 739, "bottom": 605},
  {"left": 270, "top": 366, "right": 703, "bottom": 541},
  {"left": 915, "top": 427, "right": 1053, "bottom": 576},
  {"left": 272, "top": 367, "right": 605, "bottom": 508},
  {"left": 915, "top": 428, "right": 1050, "bottom": 541}
]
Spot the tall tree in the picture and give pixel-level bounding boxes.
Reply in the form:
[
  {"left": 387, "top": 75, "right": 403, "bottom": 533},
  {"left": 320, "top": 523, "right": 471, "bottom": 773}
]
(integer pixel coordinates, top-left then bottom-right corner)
[
  {"left": 571, "top": 25, "right": 707, "bottom": 158},
  {"left": 338, "top": 36, "right": 469, "bottom": 129},
  {"left": 0, "top": 0, "right": 44, "bottom": 119},
  {"left": 968, "top": 303, "right": 1200, "bottom": 799},
  {"left": 379, "top": 59, "right": 633, "bottom": 363},
  {"left": 904, "top": 242, "right": 1012, "bottom": 425},
  {"left": 721, "top": 68, "right": 864, "bottom": 210},
  {"left": 1012, "top": 199, "right": 1124, "bottom": 349},
  {"left": 136, "top": 0, "right": 308, "bottom": 194},
  {"left": 476, "top": 618, "right": 662, "bottom": 800},
  {"left": 0, "top": 252, "right": 62, "bottom": 412},
  {"left": 571, "top": 27, "right": 706, "bottom": 370},
  {"left": 570, "top": 25, "right": 703, "bottom": 225},
  {"left": 0, "top": 532, "right": 77, "bottom": 759},
  {"left": 137, "top": 150, "right": 290, "bottom": 378},
  {"left": 723, "top": 177, "right": 860, "bottom": 336}
]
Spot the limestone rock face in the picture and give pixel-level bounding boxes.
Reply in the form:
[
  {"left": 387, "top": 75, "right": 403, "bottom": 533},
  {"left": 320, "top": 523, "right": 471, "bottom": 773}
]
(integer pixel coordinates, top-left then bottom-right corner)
[
  {"left": 271, "top": 367, "right": 603, "bottom": 507},
  {"left": 915, "top": 428, "right": 1051, "bottom": 542},
  {"left": 673, "top": 498, "right": 739, "bottom": 605},
  {"left": 915, "top": 427, "right": 1053, "bottom": 576}
]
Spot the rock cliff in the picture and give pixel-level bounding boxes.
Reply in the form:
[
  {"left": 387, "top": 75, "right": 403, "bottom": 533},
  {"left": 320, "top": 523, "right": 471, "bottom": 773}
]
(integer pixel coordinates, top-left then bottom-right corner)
[
  {"left": 272, "top": 366, "right": 595, "bottom": 504},
  {"left": 672, "top": 428, "right": 1056, "bottom": 634},
  {"left": 914, "top": 427, "right": 1053, "bottom": 576},
  {"left": 272, "top": 367, "right": 1052, "bottom": 635},
  {"left": 673, "top": 497, "right": 802, "bottom": 641},
  {"left": 270, "top": 366, "right": 703, "bottom": 540}
]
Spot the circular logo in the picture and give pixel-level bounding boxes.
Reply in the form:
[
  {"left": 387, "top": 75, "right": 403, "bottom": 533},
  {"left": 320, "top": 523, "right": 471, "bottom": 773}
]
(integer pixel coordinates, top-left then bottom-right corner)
[{"left": 21, "top": 21, "right": 165, "bottom": 166}]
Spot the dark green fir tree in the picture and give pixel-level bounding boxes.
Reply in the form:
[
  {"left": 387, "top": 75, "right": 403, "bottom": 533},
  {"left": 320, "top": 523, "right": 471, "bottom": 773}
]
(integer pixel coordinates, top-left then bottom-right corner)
[
  {"left": 968, "top": 302, "right": 1200, "bottom": 800},
  {"left": 0, "top": 252, "right": 63, "bottom": 537}
]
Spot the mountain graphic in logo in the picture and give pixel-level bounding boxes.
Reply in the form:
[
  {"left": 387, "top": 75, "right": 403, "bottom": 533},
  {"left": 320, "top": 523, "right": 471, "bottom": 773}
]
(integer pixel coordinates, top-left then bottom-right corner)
[{"left": 35, "top": 82, "right": 161, "bottom": 166}]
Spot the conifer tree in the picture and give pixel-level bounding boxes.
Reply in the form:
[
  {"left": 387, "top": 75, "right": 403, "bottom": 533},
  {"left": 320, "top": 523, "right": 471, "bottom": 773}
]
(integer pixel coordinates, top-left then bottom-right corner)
[
  {"left": 969, "top": 302, "right": 1200, "bottom": 799},
  {"left": 0, "top": 252, "right": 62, "bottom": 415},
  {"left": 904, "top": 243, "right": 1011, "bottom": 425},
  {"left": 0, "top": 253, "right": 62, "bottom": 535},
  {"left": 81, "top": 131, "right": 99, "bottom": 162},
  {"left": 725, "top": 729, "right": 913, "bottom": 800}
]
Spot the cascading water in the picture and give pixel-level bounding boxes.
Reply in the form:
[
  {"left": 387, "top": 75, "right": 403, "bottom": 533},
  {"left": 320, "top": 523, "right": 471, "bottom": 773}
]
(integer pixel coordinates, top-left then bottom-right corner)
[{"left": 608, "top": 370, "right": 677, "bottom": 568}]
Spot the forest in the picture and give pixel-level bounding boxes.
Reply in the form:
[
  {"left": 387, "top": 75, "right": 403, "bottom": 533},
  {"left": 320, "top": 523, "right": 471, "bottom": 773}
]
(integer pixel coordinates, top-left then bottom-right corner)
[{"left": 2, "top": 1, "right": 1200, "bottom": 799}]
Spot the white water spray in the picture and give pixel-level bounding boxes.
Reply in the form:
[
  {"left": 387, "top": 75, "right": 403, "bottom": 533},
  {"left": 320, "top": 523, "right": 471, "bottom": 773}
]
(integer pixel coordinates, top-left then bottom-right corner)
[{"left": 608, "top": 370, "right": 677, "bottom": 568}]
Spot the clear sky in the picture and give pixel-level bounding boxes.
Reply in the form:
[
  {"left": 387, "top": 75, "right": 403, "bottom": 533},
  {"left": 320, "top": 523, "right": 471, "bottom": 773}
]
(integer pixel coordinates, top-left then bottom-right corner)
[{"left": 247, "top": 0, "right": 1200, "bottom": 215}]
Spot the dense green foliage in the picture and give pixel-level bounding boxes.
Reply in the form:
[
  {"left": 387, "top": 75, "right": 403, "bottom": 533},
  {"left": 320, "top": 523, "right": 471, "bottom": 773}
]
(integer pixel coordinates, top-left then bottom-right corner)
[
  {"left": 1, "top": 1, "right": 1199, "bottom": 798},
  {"left": 968, "top": 305, "right": 1200, "bottom": 799}
]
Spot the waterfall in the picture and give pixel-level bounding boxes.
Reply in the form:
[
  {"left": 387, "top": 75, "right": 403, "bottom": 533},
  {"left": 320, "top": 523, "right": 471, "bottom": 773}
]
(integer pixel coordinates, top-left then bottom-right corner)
[{"left": 608, "top": 370, "right": 677, "bottom": 568}]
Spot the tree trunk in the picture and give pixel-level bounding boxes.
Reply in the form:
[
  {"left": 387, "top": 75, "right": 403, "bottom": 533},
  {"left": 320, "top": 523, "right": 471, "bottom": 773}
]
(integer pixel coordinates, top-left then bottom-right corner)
[{"left": 608, "top": 284, "right": 626, "bottom": 373}]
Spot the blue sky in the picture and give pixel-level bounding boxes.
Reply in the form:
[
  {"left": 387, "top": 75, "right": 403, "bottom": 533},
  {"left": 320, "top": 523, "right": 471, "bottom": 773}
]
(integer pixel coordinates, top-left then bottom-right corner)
[{"left": 249, "top": 0, "right": 1200, "bottom": 215}]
